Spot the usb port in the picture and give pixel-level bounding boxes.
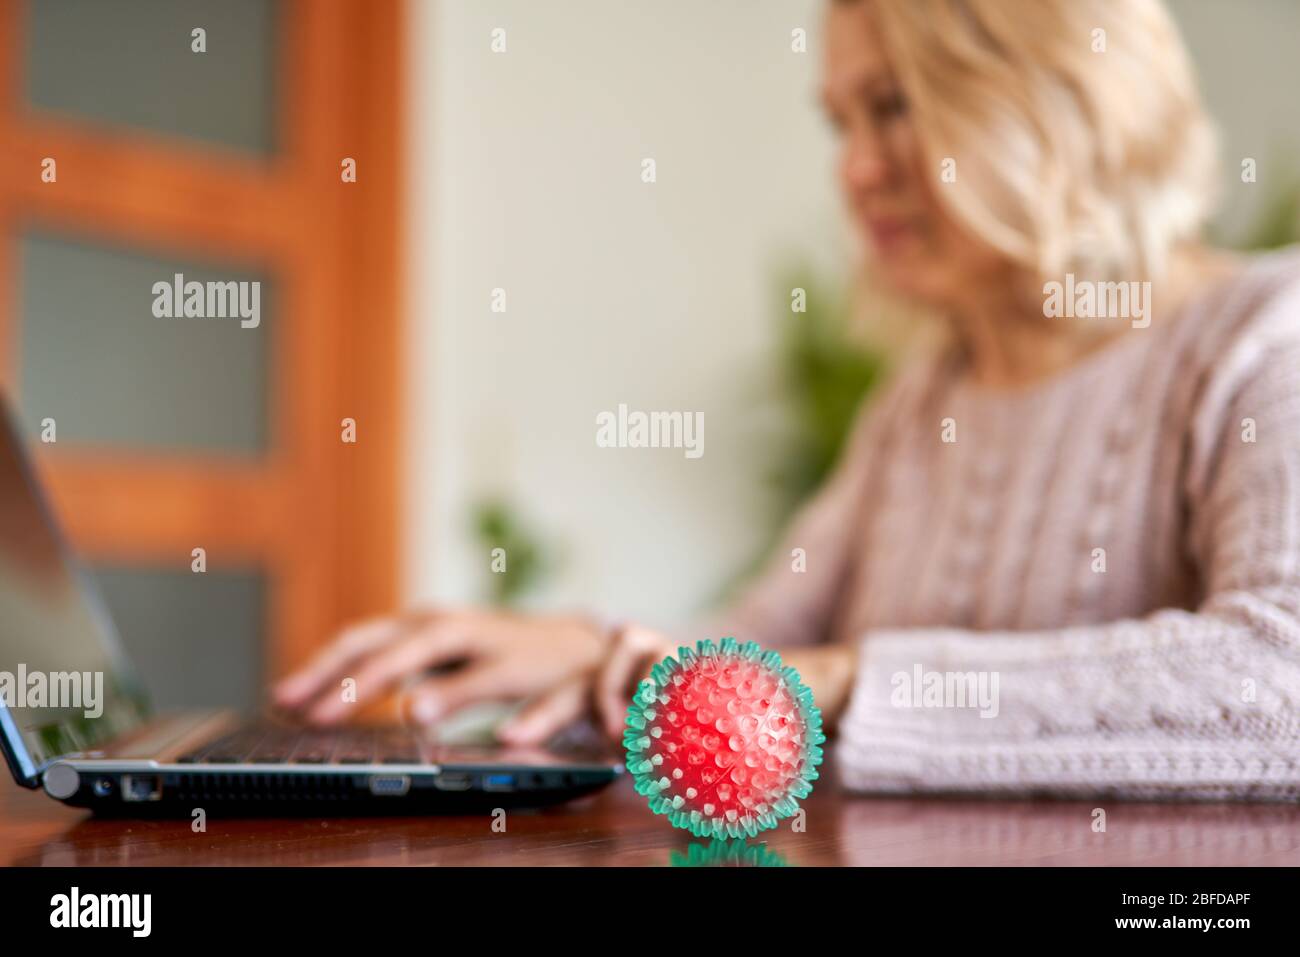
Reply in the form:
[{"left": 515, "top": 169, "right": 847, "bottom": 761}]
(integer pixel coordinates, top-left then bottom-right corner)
[{"left": 483, "top": 773, "right": 515, "bottom": 792}]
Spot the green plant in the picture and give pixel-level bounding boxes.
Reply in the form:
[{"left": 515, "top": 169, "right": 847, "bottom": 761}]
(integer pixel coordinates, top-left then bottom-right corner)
[
  {"left": 1211, "top": 157, "right": 1300, "bottom": 251},
  {"left": 469, "top": 498, "right": 557, "bottom": 608},
  {"left": 1233, "top": 180, "right": 1300, "bottom": 250},
  {"left": 767, "top": 266, "right": 889, "bottom": 517},
  {"left": 722, "top": 266, "right": 889, "bottom": 597}
]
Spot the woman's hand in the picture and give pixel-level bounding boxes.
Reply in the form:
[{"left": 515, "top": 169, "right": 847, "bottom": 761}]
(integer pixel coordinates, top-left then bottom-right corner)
[
  {"left": 496, "top": 623, "right": 672, "bottom": 744},
  {"left": 776, "top": 644, "right": 858, "bottom": 732},
  {"left": 591, "top": 625, "right": 680, "bottom": 742},
  {"left": 501, "top": 624, "right": 861, "bottom": 746},
  {"left": 272, "top": 608, "right": 606, "bottom": 728}
]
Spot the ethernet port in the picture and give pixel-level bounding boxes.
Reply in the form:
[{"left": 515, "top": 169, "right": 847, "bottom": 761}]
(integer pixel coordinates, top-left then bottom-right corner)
[{"left": 120, "top": 774, "right": 163, "bottom": 802}]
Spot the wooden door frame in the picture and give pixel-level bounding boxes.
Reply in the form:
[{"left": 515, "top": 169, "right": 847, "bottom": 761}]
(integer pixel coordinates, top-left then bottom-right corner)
[{"left": 0, "top": 0, "right": 404, "bottom": 677}]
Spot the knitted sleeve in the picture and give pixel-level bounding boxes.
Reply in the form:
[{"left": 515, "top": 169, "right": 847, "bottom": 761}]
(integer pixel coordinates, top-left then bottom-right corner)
[{"left": 837, "top": 314, "right": 1300, "bottom": 800}]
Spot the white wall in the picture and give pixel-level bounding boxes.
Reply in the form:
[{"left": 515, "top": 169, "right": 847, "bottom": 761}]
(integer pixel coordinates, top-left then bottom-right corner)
[
  {"left": 403, "top": 0, "right": 1300, "bottom": 627},
  {"left": 404, "top": 0, "right": 843, "bottom": 627},
  {"left": 1169, "top": 0, "right": 1300, "bottom": 239}
]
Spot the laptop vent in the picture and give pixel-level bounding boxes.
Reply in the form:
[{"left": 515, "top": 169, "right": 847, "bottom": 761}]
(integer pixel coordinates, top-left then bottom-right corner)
[{"left": 165, "top": 772, "right": 359, "bottom": 803}]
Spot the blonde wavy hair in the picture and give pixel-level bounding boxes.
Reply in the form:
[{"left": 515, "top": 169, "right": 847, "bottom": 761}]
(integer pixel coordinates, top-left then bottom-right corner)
[{"left": 857, "top": 0, "right": 1219, "bottom": 284}]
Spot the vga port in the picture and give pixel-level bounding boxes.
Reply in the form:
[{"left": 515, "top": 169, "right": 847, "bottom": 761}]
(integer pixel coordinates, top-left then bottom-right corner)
[{"left": 368, "top": 774, "right": 411, "bottom": 796}]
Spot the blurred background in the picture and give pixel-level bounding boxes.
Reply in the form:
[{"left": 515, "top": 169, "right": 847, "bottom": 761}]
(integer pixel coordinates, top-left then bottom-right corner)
[{"left": 0, "top": 0, "right": 1297, "bottom": 713}]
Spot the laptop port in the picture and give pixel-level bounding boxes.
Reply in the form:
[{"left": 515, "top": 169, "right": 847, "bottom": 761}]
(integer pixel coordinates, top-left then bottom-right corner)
[
  {"left": 121, "top": 775, "right": 163, "bottom": 802},
  {"left": 368, "top": 774, "right": 411, "bottom": 797},
  {"left": 434, "top": 772, "right": 473, "bottom": 791},
  {"left": 483, "top": 773, "right": 515, "bottom": 792}
]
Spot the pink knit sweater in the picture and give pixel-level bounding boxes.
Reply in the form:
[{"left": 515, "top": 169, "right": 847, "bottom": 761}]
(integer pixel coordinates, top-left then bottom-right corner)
[{"left": 691, "top": 249, "right": 1300, "bottom": 800}]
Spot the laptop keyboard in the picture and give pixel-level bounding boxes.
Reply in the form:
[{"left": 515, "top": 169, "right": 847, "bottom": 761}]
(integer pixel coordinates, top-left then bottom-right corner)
[{"left": 177, "top": 724, "right": 424, "bottom": 766}]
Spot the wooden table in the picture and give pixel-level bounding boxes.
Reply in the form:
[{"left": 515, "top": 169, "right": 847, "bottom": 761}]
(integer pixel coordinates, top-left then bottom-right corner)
[{"left": 4, "top": 758, "right": 1299, "bottom": 866}]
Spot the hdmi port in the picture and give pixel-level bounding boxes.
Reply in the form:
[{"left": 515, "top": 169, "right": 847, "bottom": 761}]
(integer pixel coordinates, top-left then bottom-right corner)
[{"left": 434, "top": 772, "right": 473, "bottom": 791}]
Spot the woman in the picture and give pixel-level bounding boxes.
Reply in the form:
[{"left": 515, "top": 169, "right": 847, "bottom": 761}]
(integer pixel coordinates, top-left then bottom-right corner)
[{"left": 275, "top": 0, "right": 1300, "bottom": 798}]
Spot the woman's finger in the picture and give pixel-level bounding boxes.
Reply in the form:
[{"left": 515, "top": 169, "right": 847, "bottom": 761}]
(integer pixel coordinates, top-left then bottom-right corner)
[
  {"left": 401, "top": 661, "right": 509, "bottom": 728},
  {"left": 496, "top": 675, "right": 591, "bottom": 745},
  {"left": 304, "top": 619, "right": 473, "bottom": 724},
  {"left": 272, "top": 615, "right": 416, "bottom": 709},
  {"left": 596, "top": 626, "right": 670, "bottom": 739}
]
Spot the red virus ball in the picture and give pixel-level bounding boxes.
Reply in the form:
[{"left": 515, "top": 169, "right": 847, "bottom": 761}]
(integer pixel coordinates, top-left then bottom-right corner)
[{"left": 624, "top": 637, "right": 824, "bottom": 838}]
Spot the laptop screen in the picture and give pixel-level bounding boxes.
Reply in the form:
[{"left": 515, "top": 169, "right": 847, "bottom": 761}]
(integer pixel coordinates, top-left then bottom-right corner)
[{"left": 0, "top": 401, "right": 148, "bottom": 780}]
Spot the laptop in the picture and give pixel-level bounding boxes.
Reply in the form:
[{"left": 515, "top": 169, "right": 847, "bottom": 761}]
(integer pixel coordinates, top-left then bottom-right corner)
[{"left": 0, "top": 397, "right": 622, "bottom": 814}]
